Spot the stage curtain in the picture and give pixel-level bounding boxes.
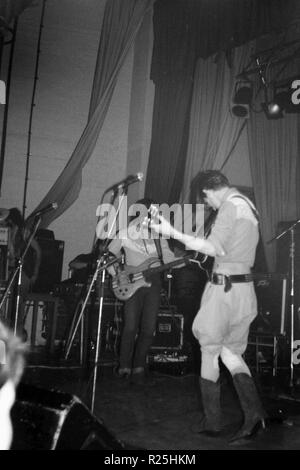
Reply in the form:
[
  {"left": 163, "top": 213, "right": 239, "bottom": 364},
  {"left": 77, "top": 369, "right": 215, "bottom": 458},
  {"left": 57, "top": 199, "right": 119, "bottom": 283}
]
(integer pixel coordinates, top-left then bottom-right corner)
[
  {"left": 180, "top": 42, "right": 253, "bottom": 204},
  {"left": 247, "top": 62, "right": 300, "bottom": 271},
  {"left": 144, "top": 0, "right": 199, "bottom": 205},
  {"left": 0, "top": 0, "right": 36, "bottom": 30},
  {"left": 27, "top": 0, "right": 153, "bottom": 228},
  {"left": 145, "top": 0, "right": 293, "bottom": 205}
]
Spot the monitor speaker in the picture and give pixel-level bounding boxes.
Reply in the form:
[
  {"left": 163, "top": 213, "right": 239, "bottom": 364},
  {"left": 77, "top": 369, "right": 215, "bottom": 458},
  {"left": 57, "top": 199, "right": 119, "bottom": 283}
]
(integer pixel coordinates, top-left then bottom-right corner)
[
  {"left": 32, "top": 238, "right": 64, "bottom": 293},
  {"left": 11, "top": 383, "right": 125, "bottom": 450}
]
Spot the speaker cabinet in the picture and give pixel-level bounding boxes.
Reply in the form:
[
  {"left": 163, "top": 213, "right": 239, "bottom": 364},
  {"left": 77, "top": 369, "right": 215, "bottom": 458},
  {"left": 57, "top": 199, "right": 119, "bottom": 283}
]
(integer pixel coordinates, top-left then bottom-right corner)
[
  {"left": 150, "top": 308, "right": 184, "bottom": 352},
  {"left": 11, "top": 383, "right": 126, "bottom": 450},
  {"left": 32, "top": 239, "right": 64, "bottom": 293},
  {"left": 252, "top": 276, "right": 287, "bottom": 335}
]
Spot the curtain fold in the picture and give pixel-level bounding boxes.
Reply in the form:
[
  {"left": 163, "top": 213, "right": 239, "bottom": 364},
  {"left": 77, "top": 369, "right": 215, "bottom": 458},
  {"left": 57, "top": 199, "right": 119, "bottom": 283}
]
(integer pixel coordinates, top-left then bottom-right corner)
[
  {"left": 144, "top": 0, "right": 198, "bottom": 204},
  {"left": 144, "top": 73, "right": 195, "bottom": 204},
  {"left": 247, "top": 63, "right": 300, "bottom": 271},
  {"left": 145, "top": 0, "right": 292, "bottom": 206},
  {"left": 27, "top": 0, "right": 153, "bottom": 228},
  {"left": 180, "top": 42, "right": 254, "bottom": 204},
  {"left": 0, "top": 0, "right": 36, "bottom": 31}
]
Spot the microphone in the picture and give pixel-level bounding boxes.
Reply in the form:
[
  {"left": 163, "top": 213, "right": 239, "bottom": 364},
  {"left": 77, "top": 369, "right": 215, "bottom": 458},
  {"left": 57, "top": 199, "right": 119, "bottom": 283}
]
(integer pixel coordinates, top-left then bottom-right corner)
[
  {"left": 105, "top": 172, "right": 143, "bottom": 193},
  {"left": 33, "top": 202, "right": 58, "bottom": 217}
]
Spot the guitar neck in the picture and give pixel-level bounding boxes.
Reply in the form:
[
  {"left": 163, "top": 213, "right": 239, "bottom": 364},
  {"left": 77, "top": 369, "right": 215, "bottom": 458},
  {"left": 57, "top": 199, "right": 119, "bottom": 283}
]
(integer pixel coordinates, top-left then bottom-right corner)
[{"left": 142, "top": 255, "right": 190, "bottom": 277}]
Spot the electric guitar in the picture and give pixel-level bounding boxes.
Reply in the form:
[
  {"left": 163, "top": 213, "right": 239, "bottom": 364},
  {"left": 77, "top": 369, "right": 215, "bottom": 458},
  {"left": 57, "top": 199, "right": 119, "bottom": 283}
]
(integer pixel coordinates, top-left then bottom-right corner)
[{"left": 111, "top": 254, "right": 195, "bottom": 301}]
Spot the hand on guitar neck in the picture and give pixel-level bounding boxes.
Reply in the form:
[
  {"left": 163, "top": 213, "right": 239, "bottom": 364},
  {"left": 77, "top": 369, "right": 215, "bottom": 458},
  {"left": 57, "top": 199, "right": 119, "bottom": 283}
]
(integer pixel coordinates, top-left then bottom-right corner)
[{"left": 144, "top": 204, "right": 211, "bottom": 266}]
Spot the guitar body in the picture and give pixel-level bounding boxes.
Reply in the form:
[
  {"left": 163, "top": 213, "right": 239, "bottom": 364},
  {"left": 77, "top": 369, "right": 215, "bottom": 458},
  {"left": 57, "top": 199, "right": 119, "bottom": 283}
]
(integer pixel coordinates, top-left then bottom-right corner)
[
  {"left": 111, "top": 257, "right": 189, "bottom": 301},
  {"left": 112, "top": 272, "right": 152, "bottom": 301}
]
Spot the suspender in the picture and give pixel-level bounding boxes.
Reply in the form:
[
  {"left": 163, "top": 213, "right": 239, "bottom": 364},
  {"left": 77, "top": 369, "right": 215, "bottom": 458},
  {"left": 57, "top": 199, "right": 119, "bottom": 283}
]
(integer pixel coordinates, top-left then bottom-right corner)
[
  {"left": 227, "top": 194, "right": 259, "bottom": 222},
  {"left": 154, "top": 237, "right": 164, "bottom": 265}
]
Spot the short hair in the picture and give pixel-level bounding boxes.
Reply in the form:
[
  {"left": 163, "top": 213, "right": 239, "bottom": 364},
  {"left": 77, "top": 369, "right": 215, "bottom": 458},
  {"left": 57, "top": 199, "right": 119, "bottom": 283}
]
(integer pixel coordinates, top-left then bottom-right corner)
[
  {"left": 0, "top": 322, "right": 26, "bottom": 389},
  {"left": 135, "top": 198, "right": 156, "bottom": 210},
  {"left": 190, "top": 170, "right": 229, "bottom": 202},
  {"left": 129, "top": 198, "right": 156, "bottom": 222},
  {"left": 7, "top": 208, "right": 24, "bottom": 229}
]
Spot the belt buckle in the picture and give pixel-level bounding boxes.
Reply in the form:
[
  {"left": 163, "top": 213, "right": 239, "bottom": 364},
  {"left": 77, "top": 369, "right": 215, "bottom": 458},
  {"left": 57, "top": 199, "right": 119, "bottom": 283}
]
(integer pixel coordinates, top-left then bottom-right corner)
[
  {"left": 211, "top": 273, "right": 232, "bottom": 292},
  {"left": 211, "top": 273, "right": 224, "bottom": 284}
]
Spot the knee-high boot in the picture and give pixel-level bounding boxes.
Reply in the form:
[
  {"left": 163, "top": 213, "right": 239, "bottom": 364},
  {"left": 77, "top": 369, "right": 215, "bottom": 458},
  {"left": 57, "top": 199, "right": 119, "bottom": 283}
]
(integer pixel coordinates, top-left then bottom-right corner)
[
  {"left": 229, "top": 373, "right": 267, "bottom": 444},
  {"left": 198, "top": 377, "right": 222, "bottom": 437}
]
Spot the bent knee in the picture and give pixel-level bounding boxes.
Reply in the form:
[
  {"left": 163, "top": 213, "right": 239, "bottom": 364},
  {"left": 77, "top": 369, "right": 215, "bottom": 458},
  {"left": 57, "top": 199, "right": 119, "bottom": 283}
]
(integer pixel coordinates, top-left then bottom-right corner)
[{"left": 220, "top": 346, "right": 242, "bottom": 369}]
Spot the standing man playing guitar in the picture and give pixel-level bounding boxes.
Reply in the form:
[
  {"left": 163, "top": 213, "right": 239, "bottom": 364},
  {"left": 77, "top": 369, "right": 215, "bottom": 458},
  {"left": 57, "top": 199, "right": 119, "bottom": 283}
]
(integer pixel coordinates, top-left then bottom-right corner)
[
  {"left": 146, "top": 171, "right": 267, "bottom": 445},
  {"left": 96, "top": 198, "right": 182, "bottom": 384}
]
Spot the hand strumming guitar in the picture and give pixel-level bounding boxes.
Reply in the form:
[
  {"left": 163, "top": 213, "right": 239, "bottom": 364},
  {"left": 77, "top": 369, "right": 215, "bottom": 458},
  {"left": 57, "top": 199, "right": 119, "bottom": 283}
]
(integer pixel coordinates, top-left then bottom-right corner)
[
  {"left": 142, "top": 205, "right": 176, "bottom": 239},
  {"left": 143, "top": 204, "right": 219, "bottom": 257}
]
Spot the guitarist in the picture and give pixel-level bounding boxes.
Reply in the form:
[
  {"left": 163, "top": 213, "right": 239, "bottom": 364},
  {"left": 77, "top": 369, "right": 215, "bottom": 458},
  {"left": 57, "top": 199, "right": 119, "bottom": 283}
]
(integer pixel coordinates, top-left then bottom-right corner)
[
  {"left": 97, "top": 198, "right": 181, "bottom": 384},
  {"left": 146, "top": 171, "right": 267, "bottom": 445}
]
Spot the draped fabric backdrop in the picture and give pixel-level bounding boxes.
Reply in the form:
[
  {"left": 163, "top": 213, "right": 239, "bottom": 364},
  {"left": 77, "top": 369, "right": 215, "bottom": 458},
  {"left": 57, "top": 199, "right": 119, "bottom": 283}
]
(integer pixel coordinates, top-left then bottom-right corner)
[
  {"left": 145, "top": 0, "right": 292, "bottom": 205},
  {"left": 27, "top": 0, "right": 153, "bottom": 228},
  {"left": 0, "top": 0, "right": 35, "bottom": 30},
  {"left": 248, "top": 58, "right": 300, "bottom": 271},
  {"left": 144, "top": 0, "right": 297, "bottom": 270},
  {"left": 180, "top": 42, "right": 254, "bottom": 204},
  {"left": 144, "top": 0, "right": 199, "bottom": 205}
]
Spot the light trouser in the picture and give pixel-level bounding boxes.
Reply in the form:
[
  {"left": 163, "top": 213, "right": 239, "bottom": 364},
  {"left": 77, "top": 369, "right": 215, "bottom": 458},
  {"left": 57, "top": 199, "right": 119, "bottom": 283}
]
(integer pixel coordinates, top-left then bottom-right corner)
[{"left": 193, "top": 282, "right": 265, "bottom": 437}]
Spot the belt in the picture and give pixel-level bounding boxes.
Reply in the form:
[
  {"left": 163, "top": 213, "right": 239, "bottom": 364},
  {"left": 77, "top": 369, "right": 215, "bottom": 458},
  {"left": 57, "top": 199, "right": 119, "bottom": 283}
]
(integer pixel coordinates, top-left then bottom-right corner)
[{"left": 210, "top": 273, "right": 253, "bottom": 292}]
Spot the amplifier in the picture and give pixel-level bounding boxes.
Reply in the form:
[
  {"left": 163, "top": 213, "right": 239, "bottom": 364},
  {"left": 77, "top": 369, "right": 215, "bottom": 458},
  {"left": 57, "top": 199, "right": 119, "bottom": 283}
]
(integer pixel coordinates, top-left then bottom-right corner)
[
  {"left": 252, "top": 274, "right": 287, "bottom": 335},
  {"left": 150, "top": 308, "right": 184, "bottom": 352}
]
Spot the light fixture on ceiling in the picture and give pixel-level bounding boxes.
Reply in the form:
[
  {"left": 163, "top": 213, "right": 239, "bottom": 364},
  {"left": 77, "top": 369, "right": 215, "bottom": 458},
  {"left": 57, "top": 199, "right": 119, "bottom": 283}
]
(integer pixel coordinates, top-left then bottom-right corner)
[
  {"left": 231, "top": 81, "right": 253, "bottom": 118},
  {"left": 261, "top": 101, "right": 284, "bottom": 119},
  {"left": 273, "top": 81, "right": 300, "bottom": 114},
  {"left": 261, "top": 85, "right": 284, "bottom": 120}
]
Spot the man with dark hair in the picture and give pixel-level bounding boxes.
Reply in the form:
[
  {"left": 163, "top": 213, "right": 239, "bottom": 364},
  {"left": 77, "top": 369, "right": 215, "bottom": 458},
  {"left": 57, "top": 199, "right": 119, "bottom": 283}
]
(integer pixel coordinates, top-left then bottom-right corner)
[{"left": 147, "top": 170, "right": 266, "bottom": 444}]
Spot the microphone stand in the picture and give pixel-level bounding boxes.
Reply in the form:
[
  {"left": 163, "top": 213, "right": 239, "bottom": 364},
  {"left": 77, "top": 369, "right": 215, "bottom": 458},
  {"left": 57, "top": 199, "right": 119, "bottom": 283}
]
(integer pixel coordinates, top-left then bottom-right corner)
[
  {"left": 0, "top": 215, "right": 42, "bottom": 335},
  {"left": 268, "top": 219, "right": 300, "bottom": 390},
  {"left": 64, "top": 187, "right": 128, "bottom": 413}
]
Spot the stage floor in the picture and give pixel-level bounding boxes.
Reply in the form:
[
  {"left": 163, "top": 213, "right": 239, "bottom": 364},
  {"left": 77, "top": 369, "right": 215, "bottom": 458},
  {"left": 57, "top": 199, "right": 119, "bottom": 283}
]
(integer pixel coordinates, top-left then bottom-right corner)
[{"left": 17, "top": 351, "right": 300, "bottom": 451}]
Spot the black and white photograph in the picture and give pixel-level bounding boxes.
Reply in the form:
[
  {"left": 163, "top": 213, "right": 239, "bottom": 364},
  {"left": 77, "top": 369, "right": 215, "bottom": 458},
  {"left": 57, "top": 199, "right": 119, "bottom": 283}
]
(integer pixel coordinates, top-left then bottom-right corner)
[{"left": 0, "top": 0, "right": 299, "bottom": 453}]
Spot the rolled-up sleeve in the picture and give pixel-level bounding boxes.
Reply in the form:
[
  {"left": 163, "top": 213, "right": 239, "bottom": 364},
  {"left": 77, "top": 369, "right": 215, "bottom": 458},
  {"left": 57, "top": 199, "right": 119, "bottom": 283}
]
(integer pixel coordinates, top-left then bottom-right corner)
[{"left": 206, "top": 202, "right": 236, "bottom": 257}]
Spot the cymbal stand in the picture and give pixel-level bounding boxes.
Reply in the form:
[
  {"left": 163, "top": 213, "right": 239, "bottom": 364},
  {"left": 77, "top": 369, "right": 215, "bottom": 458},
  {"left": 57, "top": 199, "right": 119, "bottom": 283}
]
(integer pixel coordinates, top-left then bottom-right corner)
[
  {"left": 64, "top": 189, "right": 127, "bottom": 413},
  {"left": 0, "top": 215, "right": 42, "bottom": 335},
  {"left": 269, "top": 219, "right": 300, "bottom": 390}
]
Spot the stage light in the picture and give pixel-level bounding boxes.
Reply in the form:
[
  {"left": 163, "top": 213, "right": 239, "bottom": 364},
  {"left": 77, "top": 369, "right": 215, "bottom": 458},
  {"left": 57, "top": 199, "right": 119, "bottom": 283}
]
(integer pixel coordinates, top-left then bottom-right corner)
[
  {"left": 231, "top": 81, "right": 253, "bottom": 118},
  {"left": 274, "top": 87, "right": 300, "bottom": 114},
  {"left": 261, "top": 101, "right": 284, "bottom": 119}
]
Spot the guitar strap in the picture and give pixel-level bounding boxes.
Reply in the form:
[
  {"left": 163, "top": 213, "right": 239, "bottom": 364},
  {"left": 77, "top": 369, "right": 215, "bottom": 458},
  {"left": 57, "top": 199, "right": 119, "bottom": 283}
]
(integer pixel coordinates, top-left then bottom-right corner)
[{"left": 154, "top": 237, "right": 164, "bottom": 265}]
